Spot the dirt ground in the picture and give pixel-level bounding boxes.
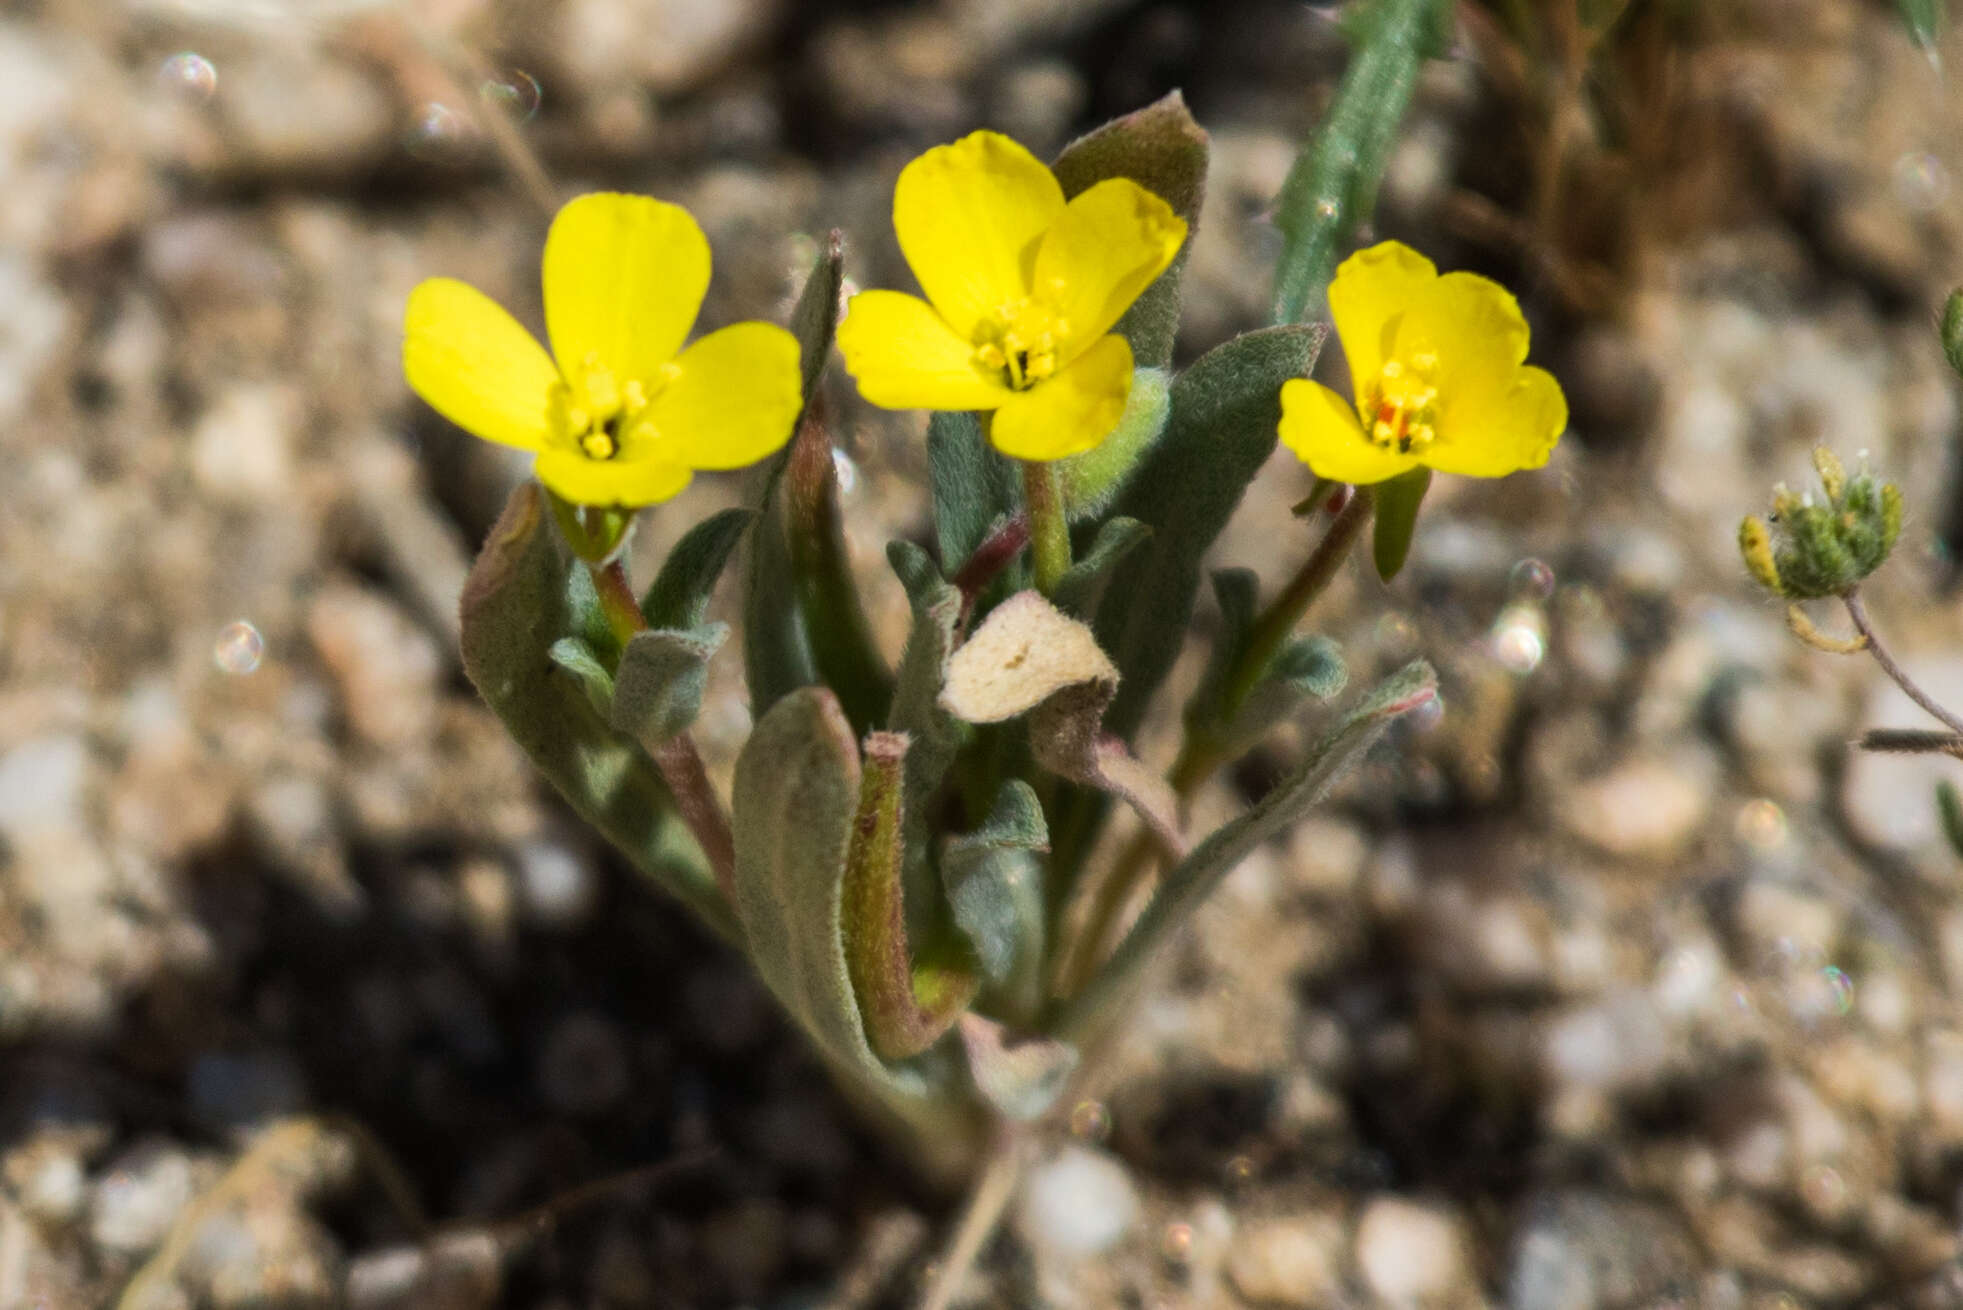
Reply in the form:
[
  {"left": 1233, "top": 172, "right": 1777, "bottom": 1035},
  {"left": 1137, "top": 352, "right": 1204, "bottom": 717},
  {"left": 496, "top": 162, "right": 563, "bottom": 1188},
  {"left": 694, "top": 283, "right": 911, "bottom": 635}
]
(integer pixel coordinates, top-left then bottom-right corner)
[{"left": 7, "top": 0, "right": 1963, "bottom": 1306}]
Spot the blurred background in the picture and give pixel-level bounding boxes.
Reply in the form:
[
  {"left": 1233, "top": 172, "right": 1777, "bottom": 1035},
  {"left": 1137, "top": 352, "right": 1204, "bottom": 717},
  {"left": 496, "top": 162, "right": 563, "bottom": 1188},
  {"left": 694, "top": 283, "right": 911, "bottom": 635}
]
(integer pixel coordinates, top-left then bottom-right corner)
[{"left": 5, "top": 0, "right": 1963, "bottom": 1305}]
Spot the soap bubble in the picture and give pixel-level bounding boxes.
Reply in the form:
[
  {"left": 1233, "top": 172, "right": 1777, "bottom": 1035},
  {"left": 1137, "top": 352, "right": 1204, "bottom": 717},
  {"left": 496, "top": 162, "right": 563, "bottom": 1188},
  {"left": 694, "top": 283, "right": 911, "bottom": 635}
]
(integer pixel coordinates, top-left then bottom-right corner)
[
  {"left": 1894, "top": 151, "right": 1949, "bottom": 213},
  {"left": 404, "top": 103, "right": 473, "bottom": 159},
  {"left": 213, "top": 620, "right": 263, "bottom": 675},
  {"left": 1509, "top": 557, "right": 1555, "bottom": 599},
  {"left": 480, "top": 69, "right": 542, "bottom": 122},
  {"left": 1067, "top": 1099, "right": 1110, "bottom": 1141},
  {"left": 1491, "top": 603, "right": 1546, "bottom": 674},
  {"left": 159, "top": 52, "right": 218, "bottom": 103}
]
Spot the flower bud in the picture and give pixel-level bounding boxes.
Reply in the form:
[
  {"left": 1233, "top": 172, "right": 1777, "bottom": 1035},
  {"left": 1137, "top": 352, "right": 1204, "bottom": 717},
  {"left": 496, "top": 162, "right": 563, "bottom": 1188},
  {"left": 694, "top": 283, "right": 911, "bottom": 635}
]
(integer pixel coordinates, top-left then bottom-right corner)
[
  {"left": 1740, "top": 449, "right": 1902, "bottom": 599},
  {"left": 1738, "top": 516, "right": 1781, "bottom": 593}
]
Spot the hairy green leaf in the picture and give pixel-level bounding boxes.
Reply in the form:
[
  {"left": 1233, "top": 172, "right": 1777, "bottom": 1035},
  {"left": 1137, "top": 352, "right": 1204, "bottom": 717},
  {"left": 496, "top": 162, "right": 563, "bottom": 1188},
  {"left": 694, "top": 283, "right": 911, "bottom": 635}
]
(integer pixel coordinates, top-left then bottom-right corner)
[
  {"left": 1096, "top": 325, "right": 1325, "bottom": 739},
  {"left": 842, "top": 734, "right": 977, "bottom": 1062},
  {"left": 1272, "top": 0, "right": 1450, "bottom": 324},
  {"left": 547, "top": 636, "right": 614, "bottom": 718},
  {"left": 609, "top": 623, "right": 728, "bottom": 749},
  {"left": 743, "top": 232, "right": 849, "bottom": 717},
  {"left": 729, "top": 688, "right": 979, "bottom": 1176},
  {"left": 1054, "top": 517, "right": 1151, "bottom": 620},
  {"left": 887, "top": 541, "right": 969, "bottom": 939},
  {"left": 641, "top": 507, "right": 753, "bottom": 630},
  {"left": 942, "top": 781, "right": 1049, "bottom": 1025},
  {"left": 460, "top": 483, "right": 734, "bottom": 942},
  {"left": 1052, "top": 92, "right": 1209, "bottom": 369},
  {"left": 929, "top": 410, "right": 1023, "bottom": 577}
]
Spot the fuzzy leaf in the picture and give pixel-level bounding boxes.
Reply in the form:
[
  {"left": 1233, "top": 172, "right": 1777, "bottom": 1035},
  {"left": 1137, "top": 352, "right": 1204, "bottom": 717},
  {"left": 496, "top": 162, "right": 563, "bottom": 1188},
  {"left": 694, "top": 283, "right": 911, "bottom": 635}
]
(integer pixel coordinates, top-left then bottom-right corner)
[
  {"left": 1372, "top": 465, "right": 1431, "bottom": 582},
  {"left": 944, "top": 592, "right": 1184, "bottom": 859},
  {"left": 742, "top": 237, "right": 848, "bottom": 716},
  {"left": 929, "top": 410, "right": 1023, "bottom": 577},
  {"left": 1096, "top": 325, "right": 1325, "bottom": 740},
  {"left": 641, "top": 508, "right": 754, "bottom": 630},
  {"left": 729, "top": 689, "right": 975, "bottom": 1147},
  {"left": 609, "top": 623, "right": 728, "bottom": 749},
  {"left": 460, "top": 483, "right": 735, "bottom": 942},
  {"left": 842, "top": 733, "right": 978, "bottom": 1062},
  {"left": 943, "top": 781, "right": 1049, "bottom": 1025},
  {"left": 790, "top": 230, "right": 846, "bottom": 402},
  {"left": 1054, "top": 517, "right": 1151, "bottom": 619},
  {"left": 783, "top": 396, "right": 893, "bottom": 735},
  {"left": 1273, "top": 0, "right": 1448, "bottom": 324},
  {"left": 1052, "top": 92, "right": 1209, "bottom": 369},
  {"left": 959, "top": 1015, "right": 1077, "bottom": 1123},
  {"left": 887, "top": 541, "right": 969, "bottom": 938},
  {"left": 1058, "top": 660, "right": 1437, "bottom": 1040},
  {"left": 547, "top": 637, "right": 615, "bottom": 718}
]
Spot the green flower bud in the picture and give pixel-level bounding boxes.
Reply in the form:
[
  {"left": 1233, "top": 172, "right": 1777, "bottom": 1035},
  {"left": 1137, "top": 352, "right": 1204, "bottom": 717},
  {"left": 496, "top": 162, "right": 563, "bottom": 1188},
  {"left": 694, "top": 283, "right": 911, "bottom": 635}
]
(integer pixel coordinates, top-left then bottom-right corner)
[
  {"left": 1745, "top": 449, "right": 1903, "bottom": 598},
  {"left": 1058, "top": 367, "right": 1170, "bottom": 522}
]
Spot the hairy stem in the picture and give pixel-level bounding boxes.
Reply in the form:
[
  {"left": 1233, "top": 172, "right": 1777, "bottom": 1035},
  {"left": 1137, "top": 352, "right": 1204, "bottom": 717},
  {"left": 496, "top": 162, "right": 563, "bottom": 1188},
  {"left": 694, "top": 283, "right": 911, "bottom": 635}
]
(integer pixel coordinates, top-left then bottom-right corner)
[
  {"left": 1223, "top": 485, "right": 1374, "bottom": 721},
  {"left": 1845, "top": 591, "right": 1963, "bottom": 736},
  {"left": 1021, "top": 459, "right": 1072, "bottom": 596}
]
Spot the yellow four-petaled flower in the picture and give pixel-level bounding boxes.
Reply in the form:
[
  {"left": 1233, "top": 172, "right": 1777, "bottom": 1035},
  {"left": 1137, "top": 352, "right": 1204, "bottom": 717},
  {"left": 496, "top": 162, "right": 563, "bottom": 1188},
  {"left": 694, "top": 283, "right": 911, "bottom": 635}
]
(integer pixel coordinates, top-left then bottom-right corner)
[
  {"left": 403, "top": 192, "right": 802, "bottom": 508},
  {"left": 1278, "top": 241, "right": 1567, "bottom": 484},
  {"left": 838, "top": 131, "right": 1187, "bottom": 462}
]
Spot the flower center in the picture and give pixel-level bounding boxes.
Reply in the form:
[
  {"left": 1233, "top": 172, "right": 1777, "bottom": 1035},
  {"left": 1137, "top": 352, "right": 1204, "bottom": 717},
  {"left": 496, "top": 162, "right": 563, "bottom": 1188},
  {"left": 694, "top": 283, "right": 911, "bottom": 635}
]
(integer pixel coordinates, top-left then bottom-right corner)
[
  {"left": 971, "top": 302, "right": 1071, "bottom": 391},
  {"left": 1362, "top": 350, "right": 1441, "bottom": 454},
  {"left": 550, "top": 355, "right": 679, "bottom": 462}
]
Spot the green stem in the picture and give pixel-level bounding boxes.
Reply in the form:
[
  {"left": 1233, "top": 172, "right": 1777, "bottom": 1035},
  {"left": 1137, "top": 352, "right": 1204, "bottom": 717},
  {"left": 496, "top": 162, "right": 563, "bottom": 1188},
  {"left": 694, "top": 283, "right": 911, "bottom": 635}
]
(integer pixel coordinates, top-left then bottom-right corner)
[
  {"left": 1221, "top": 487, "right": 1373, "bottom": 718},
  {"left": 1021, "top": 458, "right": 1071, "bottom": 596},
  {"left": 590, "top": 559, "right": 645, "bottom": 648}
]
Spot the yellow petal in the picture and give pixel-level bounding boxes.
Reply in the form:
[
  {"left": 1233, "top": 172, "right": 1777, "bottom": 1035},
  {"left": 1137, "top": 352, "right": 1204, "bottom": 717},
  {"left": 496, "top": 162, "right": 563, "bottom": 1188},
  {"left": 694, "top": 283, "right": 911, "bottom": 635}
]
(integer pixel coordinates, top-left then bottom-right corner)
[
  {"left": 893, "top": 131, "right": 1064, "bottom": 339},
  {"left": 837, "top": 290, "right": 1014, "bottom": 411},
  {"left": 1328, "top": 241, "right": 1438, "bottom": 394},
  {"left": 535, "top": 450, "right": 694, "bottom": 508},
  {"left": 1277, "top": 378, "right": 1419, "bottom": 484},
  {"left": 542, "top": 192, "right": 709, "bottom": 390},
  {"left": 1034, "top": 178, "right": 1187, "bottom": 363},
  {"left": 1425, "top": 365, "right": 1567, "bottom": 477},
  {"left": 989, "top": 334, "right": 1132, "bottom": 462},
  {"left": 640, "top": 321, "right": 803, "bottom": 471},
  {"left": 402, "top": 277, "right": 559, "bottom": 451}
]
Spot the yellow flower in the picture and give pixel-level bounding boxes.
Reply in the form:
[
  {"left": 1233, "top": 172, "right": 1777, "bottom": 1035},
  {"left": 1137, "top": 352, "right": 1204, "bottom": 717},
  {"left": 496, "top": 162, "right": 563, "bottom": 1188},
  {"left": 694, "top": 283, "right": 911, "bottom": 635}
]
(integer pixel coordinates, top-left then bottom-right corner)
[
  {"left": 402, "top": 192, "right": 802, "bottom": 507},
  {"left": 837, "top": 131, "right": 1187, "bottom": 462},
  {"left": 1278, "top": 242, "right": 1567, "bottom": 484}
]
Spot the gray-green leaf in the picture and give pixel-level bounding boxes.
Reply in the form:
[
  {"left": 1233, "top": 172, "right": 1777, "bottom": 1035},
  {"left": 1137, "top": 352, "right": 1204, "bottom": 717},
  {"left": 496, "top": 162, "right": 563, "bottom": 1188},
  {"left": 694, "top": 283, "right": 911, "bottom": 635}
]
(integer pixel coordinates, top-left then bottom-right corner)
[
  {"left": 460, "top": 483, "right": 734, "bottom": 942},
  {"left": 609, "top": 623, "right": 728, "bottom": 749},
  {"left": 1095, "top": 325, "right": 1325, "bottom": 740},
  {"left": 641, "top": 507, "right": 753, "bottom": 630}
]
